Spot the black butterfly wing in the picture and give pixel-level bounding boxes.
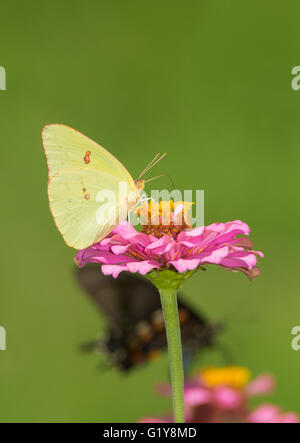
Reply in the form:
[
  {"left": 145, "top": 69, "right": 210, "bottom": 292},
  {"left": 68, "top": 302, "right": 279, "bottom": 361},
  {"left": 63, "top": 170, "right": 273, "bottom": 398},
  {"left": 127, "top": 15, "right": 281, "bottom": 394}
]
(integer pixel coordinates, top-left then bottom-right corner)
[
  {"left": 76, "top": 265, "right": 163, "bottom": 370},
  {"left": 76, "top": 264, "right": 161, "bottom": 327},
  {"left": 76, "top": 265, "right": 221, "bottom": 371},
  {"left": 129, "top": 298, "right": 219, "bottom": 358}
]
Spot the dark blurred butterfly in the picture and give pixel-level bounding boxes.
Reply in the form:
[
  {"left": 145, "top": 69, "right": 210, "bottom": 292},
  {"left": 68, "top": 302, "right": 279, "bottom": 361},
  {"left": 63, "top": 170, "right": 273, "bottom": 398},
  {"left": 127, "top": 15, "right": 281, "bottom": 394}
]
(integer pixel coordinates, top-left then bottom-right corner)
[{"left": 76, "top": 264, "right": 223, "bottom": 371}]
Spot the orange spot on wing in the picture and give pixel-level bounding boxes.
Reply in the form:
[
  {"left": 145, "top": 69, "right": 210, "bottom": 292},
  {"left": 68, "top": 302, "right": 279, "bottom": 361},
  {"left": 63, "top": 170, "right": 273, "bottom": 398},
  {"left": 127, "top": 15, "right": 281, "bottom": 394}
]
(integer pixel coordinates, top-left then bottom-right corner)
[
  {"left": 84, "top": 151, "right": 91, "bottom": 164},
  {"left": 84, "top": 194, "right": 90, "bottom": 200}
]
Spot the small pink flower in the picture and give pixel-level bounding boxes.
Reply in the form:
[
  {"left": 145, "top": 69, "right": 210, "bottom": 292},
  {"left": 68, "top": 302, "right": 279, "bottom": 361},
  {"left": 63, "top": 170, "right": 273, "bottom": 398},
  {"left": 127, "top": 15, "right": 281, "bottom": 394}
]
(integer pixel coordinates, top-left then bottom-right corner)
[
  {"left": 139, "top": 367, "right": 299, "bottom": 423},
  {"left": 214, "top": 386, "right": 244, "bottom": 410},
  {"left": 184, "top": 386, "right": 212, "bottom": 406},
  {"left": 246, "top": 374, "right": 275, "bottom": 397},
  {"left": 249, "top": 404, "right": 299, "bottom": 423},
  {"left": 75, "top": 220, "right": 263, "bottom": 279}
]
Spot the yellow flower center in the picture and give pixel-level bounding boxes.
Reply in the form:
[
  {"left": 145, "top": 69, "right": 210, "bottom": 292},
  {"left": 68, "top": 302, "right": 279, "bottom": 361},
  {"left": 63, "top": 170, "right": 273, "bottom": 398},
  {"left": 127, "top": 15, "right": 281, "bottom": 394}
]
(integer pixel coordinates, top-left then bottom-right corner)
[
  {"left": 200, "top": 366, "right": 251, "bottom": 389},
  {"left": 136, "top": 200, "right": 193, "bottom": 239}
]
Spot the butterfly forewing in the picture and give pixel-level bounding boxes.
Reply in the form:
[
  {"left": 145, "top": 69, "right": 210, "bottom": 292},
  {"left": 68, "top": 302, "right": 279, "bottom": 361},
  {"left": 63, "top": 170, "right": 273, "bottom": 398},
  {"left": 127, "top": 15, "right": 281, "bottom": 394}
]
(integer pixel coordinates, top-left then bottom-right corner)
[
  {"left": 43, "top": 125, "right": 141, "bottom": 249},
  {"left": 43, "top": 124, "right": 134, "bottom": 184}
]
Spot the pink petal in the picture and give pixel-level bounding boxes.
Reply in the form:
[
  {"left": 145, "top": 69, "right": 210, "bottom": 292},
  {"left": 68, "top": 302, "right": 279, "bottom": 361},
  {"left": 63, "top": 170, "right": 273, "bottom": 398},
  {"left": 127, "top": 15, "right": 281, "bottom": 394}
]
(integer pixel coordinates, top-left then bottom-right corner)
[
  {"left": 145, "top": 235, "right": 172, "bottom": 255},
  {"left": 169, "top": 258, "right": 200, "bottom": 273},
  {"left": 248, "top": 404, "right": 281, "bottom": 423},
  {"left": 101, "top": 264, "right": 128, "bottom": 278},
  {"left": 214, "top": 387, "right": 244, "bottom": 410},
  {"left": 113, "top": 220, "right": 137, "bottom": 236},
  {"left": 184, "top": 387, "right": 212, "bottom": 406},
  {"left": 126, "top": 260, "right": 160, "bottom": 275},
  {"left": 246, "top": 374, "right": 275, "bottom": 397},
  {"left": 218, "top": 220, "right": 250, "bottom": 235},
  {"left": 111, "top": 244, "right": 131, "bottom": 254},
  {"left": 75, "top": 249, "right": 133, "bottom": 266},
  {"left": 198, "top": 246, "right": 230, "bottom": 264},
  {"left": 178, "top": 226, "right": 205, "bottom": 239},
  {"left": 220, "top": 252, "right": 258, "bottom": 269}
]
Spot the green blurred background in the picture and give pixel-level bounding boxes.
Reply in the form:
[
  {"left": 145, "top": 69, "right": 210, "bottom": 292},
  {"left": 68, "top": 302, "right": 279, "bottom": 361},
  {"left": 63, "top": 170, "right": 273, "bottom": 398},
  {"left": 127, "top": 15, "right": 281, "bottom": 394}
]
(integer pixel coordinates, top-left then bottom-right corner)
[{"left": 1, "top": 0, "right": 300, "bottom": 422}]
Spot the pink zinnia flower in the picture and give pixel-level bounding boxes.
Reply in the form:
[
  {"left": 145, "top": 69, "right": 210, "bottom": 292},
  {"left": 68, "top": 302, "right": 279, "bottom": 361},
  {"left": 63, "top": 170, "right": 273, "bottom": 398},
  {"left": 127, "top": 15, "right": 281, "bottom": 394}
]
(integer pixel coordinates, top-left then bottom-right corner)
[
  {"left": 75, "top": 219, "right": 263, "bottom": 279},
  {"left": 139, "top": 366, "right": 299, "bottom": 423}
]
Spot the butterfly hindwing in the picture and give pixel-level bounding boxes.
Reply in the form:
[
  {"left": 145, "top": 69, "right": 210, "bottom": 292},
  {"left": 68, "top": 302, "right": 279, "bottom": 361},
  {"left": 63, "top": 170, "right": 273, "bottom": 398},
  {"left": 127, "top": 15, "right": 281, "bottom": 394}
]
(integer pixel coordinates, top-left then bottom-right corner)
[
  {"left": 48, "top": 168, "right": 127, "bottom": 249},
  {"left": 76, "top": 265, "right": 221, "bottom": 371}
]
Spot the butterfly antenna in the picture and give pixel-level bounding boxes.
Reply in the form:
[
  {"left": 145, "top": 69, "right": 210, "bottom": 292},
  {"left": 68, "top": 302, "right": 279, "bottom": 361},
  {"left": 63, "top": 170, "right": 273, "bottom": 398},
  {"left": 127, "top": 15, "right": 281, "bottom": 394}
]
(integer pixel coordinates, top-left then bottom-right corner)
[
  {"left": 138, "top": 153, "right": 167, "bottom": 179},
  {"left": 137, "top": 153, "right": 161, "bottom": 179},
  {"left": 144, "top": 174, "right": 175, "bottom": 188}
]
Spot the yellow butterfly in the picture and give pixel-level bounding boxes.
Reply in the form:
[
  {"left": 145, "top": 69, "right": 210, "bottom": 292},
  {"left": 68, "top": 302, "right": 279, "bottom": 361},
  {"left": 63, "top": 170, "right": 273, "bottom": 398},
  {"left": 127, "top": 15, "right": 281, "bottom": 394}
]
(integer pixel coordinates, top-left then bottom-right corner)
[{"left": 42, "top": 125, "right": 166, "bottom": 249}]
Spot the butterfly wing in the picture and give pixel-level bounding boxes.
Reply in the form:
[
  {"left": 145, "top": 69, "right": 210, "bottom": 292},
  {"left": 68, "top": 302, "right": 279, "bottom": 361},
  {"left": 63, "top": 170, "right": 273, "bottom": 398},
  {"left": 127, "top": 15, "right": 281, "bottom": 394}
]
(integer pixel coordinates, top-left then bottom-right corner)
[
  {"left": 43, "top": 125, "right": 140, "bottom": 249},
  {"left": 76, "top": 266, "right": 222, "bottom": 371},
  {"left": 76, "top": 266, "right": 162, "bottom": 370},
  {"left": 43, "top": 124, "right": 134, "bottom": 183},
  {"left": 76, "top": 265, "right": 161, "bottom": 326},
  {"left": 49, "top": 168, "right": 131, "bottom": 249}
]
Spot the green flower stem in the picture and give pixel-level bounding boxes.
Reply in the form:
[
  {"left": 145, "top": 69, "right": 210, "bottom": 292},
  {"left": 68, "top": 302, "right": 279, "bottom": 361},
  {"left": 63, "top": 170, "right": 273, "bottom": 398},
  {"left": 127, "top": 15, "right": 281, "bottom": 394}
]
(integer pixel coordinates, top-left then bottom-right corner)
[
  {"left": 159, "top": 288, "right": 185, "bottom": 423},
  {"left": 147, "top": 269, "right": 198, "bottom": 424}
]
